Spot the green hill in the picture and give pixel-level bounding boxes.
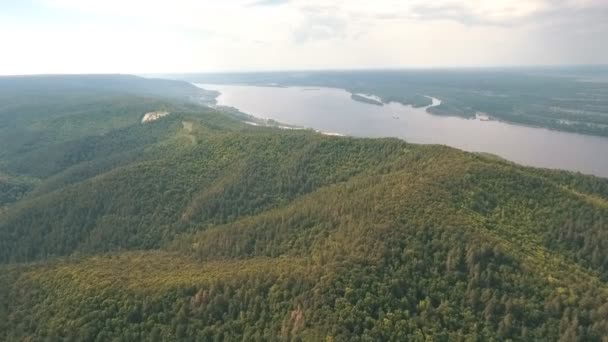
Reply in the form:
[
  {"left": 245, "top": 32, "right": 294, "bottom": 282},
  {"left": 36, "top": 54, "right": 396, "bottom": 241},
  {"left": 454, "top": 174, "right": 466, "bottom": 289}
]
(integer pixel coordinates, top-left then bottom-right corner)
[{"left": 1, "top": 75, "right": 608, "bottom": 341}]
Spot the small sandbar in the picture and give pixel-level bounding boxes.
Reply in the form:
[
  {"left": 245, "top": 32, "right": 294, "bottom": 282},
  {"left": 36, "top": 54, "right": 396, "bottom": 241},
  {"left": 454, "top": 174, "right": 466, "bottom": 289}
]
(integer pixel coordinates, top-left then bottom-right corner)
[{"left": 355, "top": 93, "right": 382, "bottom": 102}]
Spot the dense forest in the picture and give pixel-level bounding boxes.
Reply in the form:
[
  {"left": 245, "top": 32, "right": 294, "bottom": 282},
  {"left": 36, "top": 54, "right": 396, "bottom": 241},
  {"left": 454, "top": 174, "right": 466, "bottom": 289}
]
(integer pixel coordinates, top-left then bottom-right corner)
[
  {"left": 177, "top": 67, "right": 608, "bottom": 137},
  {"left": 1, "top": 75, "right": 608, "bottom": 341}
]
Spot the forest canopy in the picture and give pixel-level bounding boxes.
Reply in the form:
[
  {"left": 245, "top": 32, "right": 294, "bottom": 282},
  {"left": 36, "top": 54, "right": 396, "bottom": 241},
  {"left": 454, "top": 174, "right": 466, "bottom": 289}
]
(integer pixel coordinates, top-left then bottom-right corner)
[{"left": 1, "top": 75, "right": 608, "bottom": 341}]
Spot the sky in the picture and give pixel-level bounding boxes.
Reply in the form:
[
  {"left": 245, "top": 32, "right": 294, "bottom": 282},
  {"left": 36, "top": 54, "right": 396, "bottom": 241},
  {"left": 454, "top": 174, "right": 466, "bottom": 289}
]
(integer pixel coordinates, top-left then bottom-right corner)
[{"left": 0, "top": 0, "right": 607, "bottom": 75}]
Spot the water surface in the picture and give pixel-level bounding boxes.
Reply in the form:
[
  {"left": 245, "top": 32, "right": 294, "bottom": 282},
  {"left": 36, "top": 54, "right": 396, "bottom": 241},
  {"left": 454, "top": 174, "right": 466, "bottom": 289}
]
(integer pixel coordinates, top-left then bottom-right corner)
[{"left": 196, "top": 84, "right": 608, "bottom": 178}]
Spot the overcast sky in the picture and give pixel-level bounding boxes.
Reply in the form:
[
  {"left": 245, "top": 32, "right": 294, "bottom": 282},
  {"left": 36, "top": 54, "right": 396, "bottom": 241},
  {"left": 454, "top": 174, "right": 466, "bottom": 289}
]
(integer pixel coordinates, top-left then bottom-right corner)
[{"left": 1, "top": 0, "right": 607, "bottom": 75}]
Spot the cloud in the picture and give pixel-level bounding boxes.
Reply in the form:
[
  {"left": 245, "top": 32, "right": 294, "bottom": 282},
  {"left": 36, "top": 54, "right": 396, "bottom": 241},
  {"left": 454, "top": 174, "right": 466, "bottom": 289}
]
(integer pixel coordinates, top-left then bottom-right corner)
[
  {"left": 391, "top": 0, "right": 608, "bottom": 28},
  {"left": 249, "top": 0, "right": 289, "bottom": 6},
  {"left": 1, "top": 0, "right": 605, "bottom": 74},
  {"left": 409, "top": 4, "right": 515, "bottom": 26},
  {"left": 292, "top": 8, "right": 348, "bottom": 43},
  {"left": 40, "top": 0, "right": 607, "bottom": 38}
]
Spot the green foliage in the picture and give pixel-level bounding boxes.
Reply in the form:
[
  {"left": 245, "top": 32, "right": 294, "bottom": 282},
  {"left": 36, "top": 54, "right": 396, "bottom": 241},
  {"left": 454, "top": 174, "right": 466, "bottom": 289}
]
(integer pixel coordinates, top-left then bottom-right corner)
[
  {"left": 0, "top": 173, "right": 38, "bottom": 208},
  {"left": 1, "top": 75, "right": 608, "bottom": 341}
]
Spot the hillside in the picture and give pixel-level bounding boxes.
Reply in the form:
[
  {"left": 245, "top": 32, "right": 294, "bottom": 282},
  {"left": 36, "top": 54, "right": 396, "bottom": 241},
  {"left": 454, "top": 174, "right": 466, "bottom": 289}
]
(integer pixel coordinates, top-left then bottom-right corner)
[{"left": 1, "top": 75, "right": 608, "bottom": 341}]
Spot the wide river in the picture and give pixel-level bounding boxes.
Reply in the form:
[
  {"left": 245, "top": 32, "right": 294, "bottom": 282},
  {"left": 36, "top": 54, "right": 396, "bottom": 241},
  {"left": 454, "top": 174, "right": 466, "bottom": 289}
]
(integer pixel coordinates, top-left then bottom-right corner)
[{"left": 196, "top": 84, "right": 608, "bottom": 178}]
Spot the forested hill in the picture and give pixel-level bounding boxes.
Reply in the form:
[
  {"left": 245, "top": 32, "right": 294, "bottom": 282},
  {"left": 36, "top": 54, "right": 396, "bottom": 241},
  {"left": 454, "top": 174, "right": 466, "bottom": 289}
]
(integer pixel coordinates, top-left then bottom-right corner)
[
  {"left": 1, "top": 75, "right": 608, "bottom": 341},
  {"left": 0, "top": 74, "right": 218, "bottom": 103}
]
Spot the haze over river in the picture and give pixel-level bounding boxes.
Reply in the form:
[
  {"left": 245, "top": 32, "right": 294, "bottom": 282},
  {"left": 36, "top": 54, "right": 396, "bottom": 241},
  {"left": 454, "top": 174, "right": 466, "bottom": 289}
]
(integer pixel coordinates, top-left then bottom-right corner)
[{"left": 196, "top": 84, "right": 608, "bottom": 178}]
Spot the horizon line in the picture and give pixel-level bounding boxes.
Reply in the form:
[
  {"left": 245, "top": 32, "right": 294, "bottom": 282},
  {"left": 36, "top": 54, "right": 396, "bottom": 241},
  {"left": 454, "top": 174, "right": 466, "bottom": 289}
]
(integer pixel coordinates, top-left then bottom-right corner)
[{"left": 2, "top": 64, "right": 608, "bottom": 78}]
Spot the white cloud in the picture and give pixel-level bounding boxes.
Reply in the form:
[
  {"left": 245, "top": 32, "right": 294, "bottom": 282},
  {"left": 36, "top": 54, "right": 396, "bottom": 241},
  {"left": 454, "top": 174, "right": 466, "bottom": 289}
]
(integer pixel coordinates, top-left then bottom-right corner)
[{"left": 0, "top": 0, "right": 605, "bottom": 74}]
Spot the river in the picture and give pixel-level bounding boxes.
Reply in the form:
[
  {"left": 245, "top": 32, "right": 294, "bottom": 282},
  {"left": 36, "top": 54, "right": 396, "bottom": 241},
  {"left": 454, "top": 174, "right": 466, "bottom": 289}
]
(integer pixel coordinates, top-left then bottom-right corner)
[{"left": 195, "top": 83, "right": 608, "bottom": 178}]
